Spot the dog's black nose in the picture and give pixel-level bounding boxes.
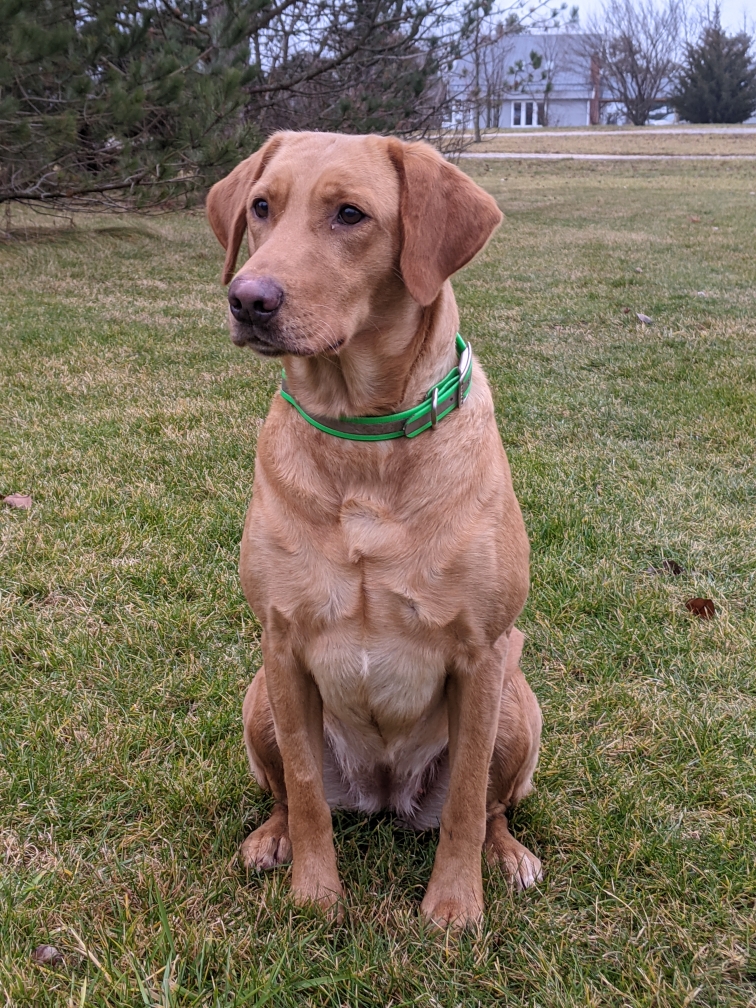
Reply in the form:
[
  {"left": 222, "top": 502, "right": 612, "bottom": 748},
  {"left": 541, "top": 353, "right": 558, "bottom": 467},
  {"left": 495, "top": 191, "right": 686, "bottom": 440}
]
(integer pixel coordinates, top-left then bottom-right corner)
[{"left": 228, "top": 276, "right": 284, "bottom": 324}]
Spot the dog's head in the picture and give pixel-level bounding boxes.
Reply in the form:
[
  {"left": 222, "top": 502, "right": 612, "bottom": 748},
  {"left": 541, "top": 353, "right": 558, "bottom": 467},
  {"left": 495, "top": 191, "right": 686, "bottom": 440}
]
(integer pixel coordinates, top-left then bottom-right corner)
[{"left": 206, "top": 132, "right": 502, "bottom": 357}]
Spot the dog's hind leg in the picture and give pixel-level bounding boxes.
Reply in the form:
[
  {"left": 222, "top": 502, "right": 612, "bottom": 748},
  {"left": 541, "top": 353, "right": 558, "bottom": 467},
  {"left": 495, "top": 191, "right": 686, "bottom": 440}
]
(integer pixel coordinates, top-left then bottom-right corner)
[
  {"left": 239, "top": 667, "right": 292, "bottom": 871},
  {"left": 485, "top": 627, "right": 543, "bottom": 890}
]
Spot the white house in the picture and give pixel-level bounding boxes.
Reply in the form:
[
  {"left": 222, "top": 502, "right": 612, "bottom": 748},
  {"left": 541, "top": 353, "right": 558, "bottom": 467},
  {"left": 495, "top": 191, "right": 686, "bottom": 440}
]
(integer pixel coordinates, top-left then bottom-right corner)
[{"left": 453, "top": 33, "right": 601, "bottom": 129}]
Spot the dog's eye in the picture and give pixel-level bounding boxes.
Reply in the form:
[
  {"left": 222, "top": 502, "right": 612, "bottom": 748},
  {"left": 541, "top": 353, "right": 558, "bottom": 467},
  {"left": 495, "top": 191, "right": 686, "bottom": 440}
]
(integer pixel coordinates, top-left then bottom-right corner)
[
  {"left": 337, "top": 205, "right": 364, "bottom": 225},
  {"left": 252, "top": 198, "right": 269, "bottom": 219}
]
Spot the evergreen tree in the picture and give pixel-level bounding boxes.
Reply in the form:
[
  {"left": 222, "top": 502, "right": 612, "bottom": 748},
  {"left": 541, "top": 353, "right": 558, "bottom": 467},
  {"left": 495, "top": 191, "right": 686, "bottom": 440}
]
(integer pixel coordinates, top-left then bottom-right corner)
[
  {"left": 0, "top": 0, "right": 262, "bottom": 210},
  {"left": 0, "top": 0, "right": 535, "bottom": 212},
  {"left": 672, "top": 8, "right": 756, "bottom": 124}
]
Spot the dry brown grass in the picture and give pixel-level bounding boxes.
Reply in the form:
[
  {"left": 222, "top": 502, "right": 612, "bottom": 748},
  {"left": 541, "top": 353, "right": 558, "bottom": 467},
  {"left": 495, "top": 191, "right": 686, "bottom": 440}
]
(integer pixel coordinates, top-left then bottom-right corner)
[{"left": 470, "top": 127, "right": 756, "bottom": 157}]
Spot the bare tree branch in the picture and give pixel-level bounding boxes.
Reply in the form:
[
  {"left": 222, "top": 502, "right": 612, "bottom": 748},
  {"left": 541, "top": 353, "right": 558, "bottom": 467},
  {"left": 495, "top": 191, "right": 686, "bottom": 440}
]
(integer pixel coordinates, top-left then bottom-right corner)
[{"left": 582, "top": 0, "right": 682, "bottom": 125}]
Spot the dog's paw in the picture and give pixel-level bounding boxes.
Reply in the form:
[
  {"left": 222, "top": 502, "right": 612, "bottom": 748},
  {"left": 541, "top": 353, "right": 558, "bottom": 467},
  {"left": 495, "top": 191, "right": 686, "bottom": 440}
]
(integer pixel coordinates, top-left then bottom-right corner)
[
  {"left": 485, "top": 834, "right": 542, "bottom": 891},
  {"left": 239, "top": 820, "right": 292, "bottom": 871},
  {"left": 291, "top": 876, "right": 345, "bottom": 922},
  {"left": 420, "top": 888, "right": 483, "bottom": 930}
]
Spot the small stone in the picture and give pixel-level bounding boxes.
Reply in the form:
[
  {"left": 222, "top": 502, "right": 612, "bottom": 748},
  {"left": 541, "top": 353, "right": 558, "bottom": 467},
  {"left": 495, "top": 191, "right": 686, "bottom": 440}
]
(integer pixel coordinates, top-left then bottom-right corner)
[{"left": 31, "top": 945, "right": 64, "bottom": 966}]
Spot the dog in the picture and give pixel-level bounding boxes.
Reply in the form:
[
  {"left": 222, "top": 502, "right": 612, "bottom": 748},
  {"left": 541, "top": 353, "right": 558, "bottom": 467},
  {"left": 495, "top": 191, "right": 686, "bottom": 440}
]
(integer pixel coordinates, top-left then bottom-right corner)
[{"left": 206, "top": 131, "right": 542, "bottom": 929}]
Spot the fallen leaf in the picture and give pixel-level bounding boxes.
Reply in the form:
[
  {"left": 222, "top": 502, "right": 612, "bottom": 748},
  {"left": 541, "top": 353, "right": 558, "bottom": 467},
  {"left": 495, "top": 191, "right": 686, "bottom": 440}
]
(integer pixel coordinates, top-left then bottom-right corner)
[
  {"left": 31, "top": 945, "right": 64, "bottom": 966},
  {"left": 3, "top": 493, "right": 32, "bottom": 509},
  {"left": 689, "top": 215, "right": 701, "bottom": 223},
  {"left": 622, "top": 307, "right": 631, "bottom": 314},
  {"left": 685, "top": 597, "right": 716, "bottom": 619},
  {"left": 636, "top": 313, "right": 653, "bottom": 324}
]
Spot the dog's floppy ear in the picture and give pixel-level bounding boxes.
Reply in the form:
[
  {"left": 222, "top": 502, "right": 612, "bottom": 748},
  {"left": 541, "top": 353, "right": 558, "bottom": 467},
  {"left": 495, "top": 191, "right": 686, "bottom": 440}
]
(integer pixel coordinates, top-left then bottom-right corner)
[
  {"left": 388, "top": 140, "right": 503, "bottom": 307},
  {"left": 206, "top": 136, "right": 282, "bottom": 285}
]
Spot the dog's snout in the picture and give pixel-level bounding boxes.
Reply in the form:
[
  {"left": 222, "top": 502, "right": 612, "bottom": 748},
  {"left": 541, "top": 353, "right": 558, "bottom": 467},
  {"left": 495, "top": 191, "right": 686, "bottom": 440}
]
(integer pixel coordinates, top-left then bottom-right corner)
[{"left": 228, "top": 276, "right": 284, "bottom": 324}]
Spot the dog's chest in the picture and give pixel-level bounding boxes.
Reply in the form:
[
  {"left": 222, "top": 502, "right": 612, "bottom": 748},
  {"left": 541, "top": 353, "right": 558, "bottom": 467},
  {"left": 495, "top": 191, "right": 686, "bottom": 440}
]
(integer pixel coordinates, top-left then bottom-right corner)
[
  {"left": 304, "top": 630, "right": 447, "bottom": 739},
  {"left": 337, "top": 493, "right": 405, "bottom": 564},
  {"left": 297, "top": 496, "right": 452, "bottom": 733},
  {"left": 272, "top": 487, "right": 459, "bottom": 627}
]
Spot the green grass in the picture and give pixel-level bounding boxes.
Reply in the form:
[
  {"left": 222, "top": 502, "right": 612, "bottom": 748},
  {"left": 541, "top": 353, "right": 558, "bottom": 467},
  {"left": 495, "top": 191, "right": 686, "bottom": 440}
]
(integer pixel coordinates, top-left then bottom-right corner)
[{"left": 1, "top": 158, "right": 755, "bottom": 1007}]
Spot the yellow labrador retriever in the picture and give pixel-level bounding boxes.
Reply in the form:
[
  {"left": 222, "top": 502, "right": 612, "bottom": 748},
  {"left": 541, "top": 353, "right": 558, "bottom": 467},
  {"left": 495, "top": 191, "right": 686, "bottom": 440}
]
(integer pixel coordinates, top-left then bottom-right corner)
[{"left": 207, "top": 131, "right": 542, "bottom": 929}]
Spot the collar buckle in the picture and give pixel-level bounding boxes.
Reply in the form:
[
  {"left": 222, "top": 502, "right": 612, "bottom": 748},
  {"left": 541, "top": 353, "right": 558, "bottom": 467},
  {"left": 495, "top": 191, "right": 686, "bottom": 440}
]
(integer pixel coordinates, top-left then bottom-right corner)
[{"left": 430, "top": 388, "right": 439, "bottom": 429}]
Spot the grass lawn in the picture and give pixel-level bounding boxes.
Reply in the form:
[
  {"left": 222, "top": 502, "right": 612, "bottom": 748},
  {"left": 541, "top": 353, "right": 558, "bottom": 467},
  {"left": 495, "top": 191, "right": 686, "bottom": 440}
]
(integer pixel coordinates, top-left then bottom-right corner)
[
  {"left": 468, "top": 128, "right": 756, "bottom": 157},
  {"left": 1, "top": 155, "right": 756, "bottom": 1007}
]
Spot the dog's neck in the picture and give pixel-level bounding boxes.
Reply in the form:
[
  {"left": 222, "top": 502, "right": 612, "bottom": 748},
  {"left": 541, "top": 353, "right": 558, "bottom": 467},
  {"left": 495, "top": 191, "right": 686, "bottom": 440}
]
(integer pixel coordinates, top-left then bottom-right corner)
[{"left": 281, "top": 283, "right": 460, "bottom": 419}]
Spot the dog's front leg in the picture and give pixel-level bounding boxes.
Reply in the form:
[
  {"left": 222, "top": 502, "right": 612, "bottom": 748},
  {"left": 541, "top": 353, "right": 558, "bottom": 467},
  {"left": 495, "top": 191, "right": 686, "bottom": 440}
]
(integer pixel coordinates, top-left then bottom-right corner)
[
  {"left": 421, "top": 645, "right": 506, "bottom": 930},
  {"left": 262, "top": 621, "right": 343, "bottom": 914}
]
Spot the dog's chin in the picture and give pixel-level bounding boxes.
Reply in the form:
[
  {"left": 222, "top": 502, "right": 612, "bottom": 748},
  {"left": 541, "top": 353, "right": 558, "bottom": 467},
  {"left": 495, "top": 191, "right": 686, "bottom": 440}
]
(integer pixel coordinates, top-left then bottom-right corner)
[
  {"left": 229, "top": 322, "right": 347, "bottom": 357},
  {"left": 230, "top": 323, "right": 286, "bottom": 356}
]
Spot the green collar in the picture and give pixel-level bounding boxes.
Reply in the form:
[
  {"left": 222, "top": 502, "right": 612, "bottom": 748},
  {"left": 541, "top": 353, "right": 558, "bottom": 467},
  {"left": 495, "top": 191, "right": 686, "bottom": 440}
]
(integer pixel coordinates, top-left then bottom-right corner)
[{"left": 280, "top": 334, "right": 472, "bottom": 441}]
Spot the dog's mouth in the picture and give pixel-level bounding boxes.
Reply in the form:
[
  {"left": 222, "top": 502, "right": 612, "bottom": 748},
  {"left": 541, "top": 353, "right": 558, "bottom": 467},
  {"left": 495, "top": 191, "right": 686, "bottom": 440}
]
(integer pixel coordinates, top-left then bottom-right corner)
[
  {"left": 230, "top": 321, "right": 285, "bottom": 355},
  {"left": 230, "top": 320, "right": 347, "bottom": 357}
]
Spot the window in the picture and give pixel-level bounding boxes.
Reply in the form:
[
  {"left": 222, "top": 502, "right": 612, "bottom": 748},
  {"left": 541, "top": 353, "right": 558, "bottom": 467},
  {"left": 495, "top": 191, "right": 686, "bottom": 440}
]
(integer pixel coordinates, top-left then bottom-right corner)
[{"left": 512, "top": 101, "right": 541, "bottom": 127}]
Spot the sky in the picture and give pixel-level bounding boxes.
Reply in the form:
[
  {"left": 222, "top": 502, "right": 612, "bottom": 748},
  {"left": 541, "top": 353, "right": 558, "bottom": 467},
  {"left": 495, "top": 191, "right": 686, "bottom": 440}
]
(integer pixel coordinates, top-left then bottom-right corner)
[{"left": 572, "top": 0, "right": 756, "bottom": 33}]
